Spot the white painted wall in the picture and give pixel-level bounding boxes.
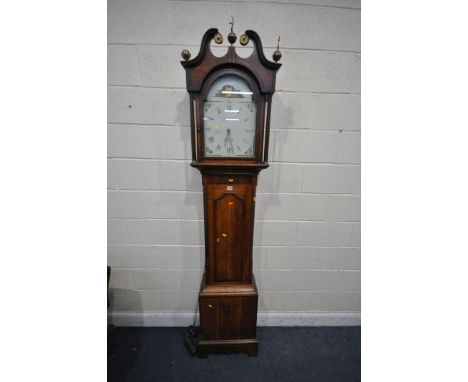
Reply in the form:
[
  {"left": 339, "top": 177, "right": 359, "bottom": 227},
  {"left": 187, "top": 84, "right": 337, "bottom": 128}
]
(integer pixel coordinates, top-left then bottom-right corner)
[{"left": 108, "top": 0, "right": 360, "bottom": 326}]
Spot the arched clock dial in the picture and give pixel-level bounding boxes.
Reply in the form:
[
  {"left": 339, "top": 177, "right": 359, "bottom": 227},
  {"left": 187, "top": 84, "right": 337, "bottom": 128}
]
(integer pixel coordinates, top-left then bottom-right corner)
[{"left": 203, "top": 75, "right": 257, "bottom": 158}]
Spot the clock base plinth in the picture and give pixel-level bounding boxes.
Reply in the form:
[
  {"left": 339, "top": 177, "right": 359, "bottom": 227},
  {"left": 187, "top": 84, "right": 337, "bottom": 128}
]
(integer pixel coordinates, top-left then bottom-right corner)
[
  {"left": 185, "top": 276, "right": 259, "bottom": 357},
  {"left": 185, "top": 334, "right": 258, "bottom": 358}
]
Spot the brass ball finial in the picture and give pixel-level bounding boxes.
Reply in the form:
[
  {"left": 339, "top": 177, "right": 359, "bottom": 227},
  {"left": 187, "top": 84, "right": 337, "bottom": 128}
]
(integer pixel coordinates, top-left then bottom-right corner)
[
  {"left": 181, "top": 49, "right": 191, "bottom": 60},
  {"left": 228, "top": 16, "right": 237, "bottom": 44},
  {"left": 214, "top": 32, "right": 223, "bottom": 44},
  {"left": 272, "top": 36, "right": 282, "bottom": 62},
  {"left": 240, "top": 33, "right": 249, "bottom": 46}
]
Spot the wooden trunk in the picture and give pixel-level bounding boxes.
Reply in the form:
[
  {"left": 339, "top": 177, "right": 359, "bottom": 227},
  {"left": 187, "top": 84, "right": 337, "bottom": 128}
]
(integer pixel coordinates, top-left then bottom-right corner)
[{"left": 185, "top": 171, "right": 260, "bottom": 357}]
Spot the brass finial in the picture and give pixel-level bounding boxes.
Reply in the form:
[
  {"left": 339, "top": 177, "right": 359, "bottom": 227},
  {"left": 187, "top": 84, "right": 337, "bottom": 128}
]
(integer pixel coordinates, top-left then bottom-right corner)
[
  {"left": 181, "top": 49, "right": 191, "bottom": 60},
  {"left": 228, "top": 16, "right": 237, "bottom": 44},
  {"left": 240, "top": 32, "right": 249, "bottom": 46},
  {"left": 214, "top": 32, "right": 223, "bottom": 44},
  {"left": 272, "top": 36, "right": 282, "bottom": 62}
]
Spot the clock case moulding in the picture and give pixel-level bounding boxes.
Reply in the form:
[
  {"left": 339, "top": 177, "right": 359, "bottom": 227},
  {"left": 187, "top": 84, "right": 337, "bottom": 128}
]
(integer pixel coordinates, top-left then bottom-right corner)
[{"left": 181, "top": 28, "right": 281, "bottom": 357}]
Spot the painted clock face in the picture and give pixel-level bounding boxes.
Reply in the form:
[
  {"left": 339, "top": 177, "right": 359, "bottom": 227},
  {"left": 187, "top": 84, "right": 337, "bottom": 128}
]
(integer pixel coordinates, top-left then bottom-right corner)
[{"left": 203, "top": 75, "right": 257, "bottom": 158}]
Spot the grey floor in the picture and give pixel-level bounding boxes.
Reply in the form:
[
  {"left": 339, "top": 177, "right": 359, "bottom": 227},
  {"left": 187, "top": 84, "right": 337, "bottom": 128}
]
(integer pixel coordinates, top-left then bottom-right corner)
[{"left": 108, "top": 327, "right": 360, "bottom": 382}]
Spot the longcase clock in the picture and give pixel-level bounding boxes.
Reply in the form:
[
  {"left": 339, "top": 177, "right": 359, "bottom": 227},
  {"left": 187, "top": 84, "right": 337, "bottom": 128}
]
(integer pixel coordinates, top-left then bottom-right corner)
[{"left": 181, "top": 26, "right": 281, "bottom": 357}]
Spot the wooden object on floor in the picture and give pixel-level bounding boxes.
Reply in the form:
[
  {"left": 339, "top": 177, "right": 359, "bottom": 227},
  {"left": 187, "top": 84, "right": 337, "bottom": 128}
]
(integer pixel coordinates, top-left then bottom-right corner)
[{"left": 180, "top": 27, "right": 281, "bottom": 357}]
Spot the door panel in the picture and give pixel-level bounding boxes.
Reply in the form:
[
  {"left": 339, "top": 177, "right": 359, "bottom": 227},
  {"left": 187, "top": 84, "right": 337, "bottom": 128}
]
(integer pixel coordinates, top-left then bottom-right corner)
[
  {"left": 239, "top": 296, "right": 257, "bottom": 338},
  {"left": 218, "top": 297, "right": 242, "bottom": 340},
  {"left": 203, "top": 175, "right": 256, "bottom": 285},
  {"left": 213, "top": 193, "right": 245, "bottom": 282},
  {"left": 200, "top": 297, "right": 218, "bottom": 340},
  {"left": 199, "top": 295, "right": 257, "bottom": 341}
]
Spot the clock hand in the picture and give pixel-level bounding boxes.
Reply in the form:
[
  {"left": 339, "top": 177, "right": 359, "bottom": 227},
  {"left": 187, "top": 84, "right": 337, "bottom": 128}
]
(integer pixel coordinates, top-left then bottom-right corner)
[
  {"left": 224, "top": 129, "right": 231, "bottom": 141},
  {"left": 224, "top": 128, "right": 233, "bottom": 149}
]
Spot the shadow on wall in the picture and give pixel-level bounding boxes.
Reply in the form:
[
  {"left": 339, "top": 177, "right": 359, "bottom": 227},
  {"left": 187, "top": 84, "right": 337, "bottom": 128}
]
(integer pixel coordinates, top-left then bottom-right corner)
[
  {"left": 174, "top": 90, "right": 204, "bottom": 231},
  {"left": 269, "top": 94, "right": 291, "bottom": 182},
  {"left": 109, "top": 288, "right": 142, "bottom": 324},
  {"left": 254, "top": 94, "right": 291, "bottom": 311},
  {"left": 175, "top": 90, "right": 204, "bottom": 321},
  {"left": 175, "top": 91, "right": 203, "bottom": 193}
]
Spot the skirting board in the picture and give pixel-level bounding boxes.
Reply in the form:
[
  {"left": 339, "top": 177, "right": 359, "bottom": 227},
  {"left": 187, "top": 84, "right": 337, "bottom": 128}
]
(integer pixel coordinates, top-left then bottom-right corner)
[{"left": 108, "top": 312, "right": 360, "bottom": 327}]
